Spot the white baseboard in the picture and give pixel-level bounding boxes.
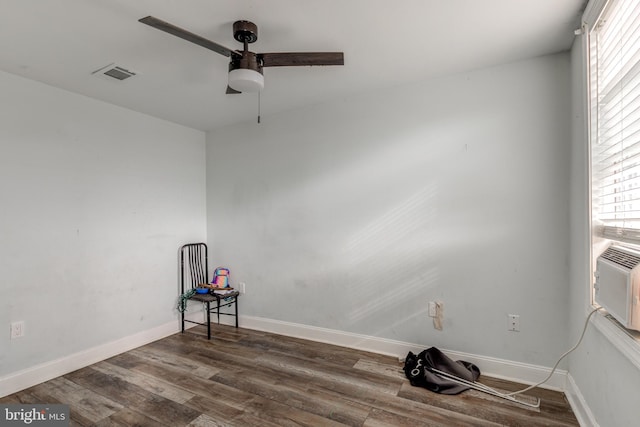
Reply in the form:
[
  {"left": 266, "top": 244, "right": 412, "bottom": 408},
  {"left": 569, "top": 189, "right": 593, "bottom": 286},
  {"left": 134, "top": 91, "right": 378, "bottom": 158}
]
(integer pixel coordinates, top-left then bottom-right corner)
[
  {"left": 0, "top": 319, "right": 183, "bottom": 398},
  {"left": 0, "top": 313, "right": 572, "bottom": 406},
  {"left": 0, "top": 310, "right": 221, "bottom": 398},
  {"left": 240, "top": 315, "right": 568, "bottom": 391},
  {"left": 565, "top": 374, "right": 599, "bottom": 427}
]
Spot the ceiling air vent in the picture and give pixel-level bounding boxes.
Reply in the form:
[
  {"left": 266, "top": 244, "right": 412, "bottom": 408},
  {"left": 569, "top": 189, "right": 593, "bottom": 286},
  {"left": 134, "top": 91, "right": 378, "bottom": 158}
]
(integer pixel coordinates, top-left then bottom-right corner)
[{"left": 92, "top": 63, "right": 137, "bottom": 81}]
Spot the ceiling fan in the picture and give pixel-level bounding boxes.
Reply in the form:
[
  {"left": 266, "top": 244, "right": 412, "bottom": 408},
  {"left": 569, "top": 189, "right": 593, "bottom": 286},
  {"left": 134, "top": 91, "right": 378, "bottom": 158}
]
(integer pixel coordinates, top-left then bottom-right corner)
[{"left": 139, "top": 16, "right": 344, "bottom": 94}]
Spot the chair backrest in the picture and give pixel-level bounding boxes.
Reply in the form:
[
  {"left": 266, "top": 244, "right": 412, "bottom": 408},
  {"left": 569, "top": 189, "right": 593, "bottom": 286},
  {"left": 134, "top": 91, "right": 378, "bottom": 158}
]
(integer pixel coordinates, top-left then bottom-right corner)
[{"left": 180, "top": 243, "right": 208, "bottom": 293}]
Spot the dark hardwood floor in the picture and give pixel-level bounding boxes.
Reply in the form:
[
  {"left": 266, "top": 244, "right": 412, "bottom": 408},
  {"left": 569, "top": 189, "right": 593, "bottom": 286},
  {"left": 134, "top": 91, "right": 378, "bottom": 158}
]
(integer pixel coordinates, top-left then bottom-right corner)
[{"left": 1, "top": 324, "right": 579, "bottom": 426}]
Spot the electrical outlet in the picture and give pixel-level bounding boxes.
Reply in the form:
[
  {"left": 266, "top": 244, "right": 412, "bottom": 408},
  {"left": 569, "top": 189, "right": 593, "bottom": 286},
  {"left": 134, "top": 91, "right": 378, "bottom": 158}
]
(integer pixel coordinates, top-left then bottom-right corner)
[
  {"left": 10, "top": 321, "right": 25, "bottom": 339},
  {"left": 238, "top": 282, "right": 246, "bottom": 294},
  {"left": 508, "top": 314, "right": 520, "bottom": 332}
]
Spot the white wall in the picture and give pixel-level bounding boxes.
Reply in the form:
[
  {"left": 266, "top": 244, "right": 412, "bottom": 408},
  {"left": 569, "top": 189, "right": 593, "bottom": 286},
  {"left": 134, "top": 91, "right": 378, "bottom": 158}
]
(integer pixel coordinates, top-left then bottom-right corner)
[
  {"left": 207, "top": 53, "right": 572, "bottom": 367},
  {"left": 568, "top": 35, "right": 640, "bottom": 427},
  {"left": 0, "top": 71, "right": 206, "bottom": 380}
]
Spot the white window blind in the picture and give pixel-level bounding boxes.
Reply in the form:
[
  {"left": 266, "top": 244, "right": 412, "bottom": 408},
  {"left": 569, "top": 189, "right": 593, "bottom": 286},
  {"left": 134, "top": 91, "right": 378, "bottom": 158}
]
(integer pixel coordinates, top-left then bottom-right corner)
[{"left": 591, "top": 0, "right": 640, "bottom": 241}]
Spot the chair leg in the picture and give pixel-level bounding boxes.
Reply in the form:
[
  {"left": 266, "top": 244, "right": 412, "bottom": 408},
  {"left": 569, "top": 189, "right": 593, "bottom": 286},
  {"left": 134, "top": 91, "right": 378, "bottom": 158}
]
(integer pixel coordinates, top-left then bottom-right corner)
[
  {"left": 235, "top": 297, "right": 239, "bottom": 328},
  {"left": 206, "top": 301, "right": 211, "bottom": 340},
  {"left": 216, "top": 297, "right": 221, "bottom": 324},
  {"left": 181, "top": 309, "right": 185, "bottom": 334}
]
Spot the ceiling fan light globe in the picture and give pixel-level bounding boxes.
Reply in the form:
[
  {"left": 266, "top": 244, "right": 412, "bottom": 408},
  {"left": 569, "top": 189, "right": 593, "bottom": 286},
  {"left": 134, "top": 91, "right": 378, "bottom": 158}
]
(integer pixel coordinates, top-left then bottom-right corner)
[{"left": 228, "top": 68, "right": 264, "bottom": 93}]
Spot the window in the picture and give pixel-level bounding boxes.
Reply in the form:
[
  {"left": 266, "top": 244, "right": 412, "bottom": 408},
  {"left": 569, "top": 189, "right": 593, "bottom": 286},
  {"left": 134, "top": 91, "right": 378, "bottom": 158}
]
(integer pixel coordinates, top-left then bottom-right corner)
[
  {"left": 590, "top": 0, "right": 640, "bottom": 243},
  {"left": 588, "top": 0, "right": 640, "bottom": 352}
]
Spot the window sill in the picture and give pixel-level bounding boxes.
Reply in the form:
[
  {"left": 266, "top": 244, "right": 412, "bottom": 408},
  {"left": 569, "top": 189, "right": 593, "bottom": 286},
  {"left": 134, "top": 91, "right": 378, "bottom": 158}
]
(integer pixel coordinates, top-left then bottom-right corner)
[{"left": 591, "top": 310, "right": 640, "bottom": 370}]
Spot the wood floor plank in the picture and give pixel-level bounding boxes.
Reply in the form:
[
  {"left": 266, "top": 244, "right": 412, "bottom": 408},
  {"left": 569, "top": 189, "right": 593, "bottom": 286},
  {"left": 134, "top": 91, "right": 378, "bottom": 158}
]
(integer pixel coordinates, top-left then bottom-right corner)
[
  {"left": 2, "top": 324, "right": 580, "bottom": 426},
  {"left": 209, "top": 367, "right": 364, "bottom": 425},
  {"left": 64, "top": 366, "right": 200, "bottom": 426},
  {"left": 129, "top": 346, "right": 222, "bottom": 378},
  {"left": 129, "top": 393, "right": 202, "bottom": 427},
  {"left": 92, "top": 360, "right": 196, "bottom": 404},
  {"left": 64, "top": 367, "right": 148, "bottom": 407},
  {"left": 186, "top": 413, "right": 232, "bottom": 427},
  {"left": 0, "top": 394, "right": 21, "bottom": 404},
  {"left": 240, "top": 394, "right": 350, "bottom": 427},
  {"left": 256, "top": 351, "right": 404, "bottom": 396},
  {"left": 189, "top": 378, "right": 353, "bottom": 427},
  {"left": 184, "top": 394, "right": 293, "bottom": 427},
  {"left": 35, "top": 377, "right": 123, "bottom": 424},
  {"left": 312, "top": 379, "right": 503, "bottom": 427},
  {"left": 352, "top": 358, "right": 406, "bottom": 380},
  {"left": 183, "top": 394, "right": 247, "bottom": 424},
  {"left": 125, "top": 358, "right": 258, "bottom": 412},
  {"left": 93, "top": 407, "right": 167, "bottom": 427},
  {"left": 363, "top": 407, "right": 447, "bottom": 427}
]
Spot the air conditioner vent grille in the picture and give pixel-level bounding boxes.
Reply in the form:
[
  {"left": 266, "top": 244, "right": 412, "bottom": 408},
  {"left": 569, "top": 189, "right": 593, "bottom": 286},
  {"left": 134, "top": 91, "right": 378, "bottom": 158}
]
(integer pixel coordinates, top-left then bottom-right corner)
[{"left": 600, "top": 247, "right": 640, "bottom": 270}]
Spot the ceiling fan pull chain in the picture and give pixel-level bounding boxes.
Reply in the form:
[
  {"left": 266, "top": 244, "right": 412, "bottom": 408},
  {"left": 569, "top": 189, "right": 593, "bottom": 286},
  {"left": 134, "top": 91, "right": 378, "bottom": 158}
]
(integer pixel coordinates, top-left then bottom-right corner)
[{"left": 257, "top": 91, "right": 261, "bottom": 124}]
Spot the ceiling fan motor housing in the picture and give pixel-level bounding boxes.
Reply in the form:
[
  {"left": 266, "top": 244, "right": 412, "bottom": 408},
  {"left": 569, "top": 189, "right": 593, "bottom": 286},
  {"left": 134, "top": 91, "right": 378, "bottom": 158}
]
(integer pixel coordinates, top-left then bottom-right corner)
[{"left": 229, "top": 52, "right": 262, "bottom": 73}]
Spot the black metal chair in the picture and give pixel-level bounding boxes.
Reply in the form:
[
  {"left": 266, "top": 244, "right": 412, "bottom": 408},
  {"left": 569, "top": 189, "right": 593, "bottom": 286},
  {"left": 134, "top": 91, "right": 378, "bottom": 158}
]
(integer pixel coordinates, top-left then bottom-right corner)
[{"left": 179, "top": 243, "right": 240, "bottom": 339}]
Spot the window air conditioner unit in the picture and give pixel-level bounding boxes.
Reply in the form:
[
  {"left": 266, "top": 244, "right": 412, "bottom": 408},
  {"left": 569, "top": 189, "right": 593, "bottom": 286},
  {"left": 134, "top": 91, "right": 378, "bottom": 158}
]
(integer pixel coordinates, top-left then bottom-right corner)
[{"left": 595, "top": 245, "right": 640, "bottom": 331}]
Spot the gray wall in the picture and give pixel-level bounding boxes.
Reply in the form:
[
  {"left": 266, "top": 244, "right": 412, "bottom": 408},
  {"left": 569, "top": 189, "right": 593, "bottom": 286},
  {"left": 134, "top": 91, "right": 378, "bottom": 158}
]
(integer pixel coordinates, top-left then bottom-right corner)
[
  {"left": 206, "top": 53, "right": 572, "bottom": 367},
  {"left": 568, "top": 35, "right": 640, "bottom": 427},
  {"left": 0, "top": 70, "right": 207, "bottom": 377}
]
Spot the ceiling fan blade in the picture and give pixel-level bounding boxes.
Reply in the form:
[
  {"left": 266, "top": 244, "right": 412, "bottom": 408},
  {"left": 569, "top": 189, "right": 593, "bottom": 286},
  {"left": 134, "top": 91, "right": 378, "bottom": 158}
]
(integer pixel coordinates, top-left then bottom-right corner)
[
  {"left": 258, "top": 52, "right": 344, "bottom": 67},
  {"left": 139, "top": 16, "right": 241, "bottom": 59},
  {"left": 226, "top": 85, "right": 241, "bottom": 94}
]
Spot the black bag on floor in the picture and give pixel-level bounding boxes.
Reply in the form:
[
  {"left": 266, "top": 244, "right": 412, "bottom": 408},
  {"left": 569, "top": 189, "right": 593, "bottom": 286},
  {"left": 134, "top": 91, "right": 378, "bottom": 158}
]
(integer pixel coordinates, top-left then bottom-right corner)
[{"left": 403, "top": 347, "right": 480, "bottom": 395}]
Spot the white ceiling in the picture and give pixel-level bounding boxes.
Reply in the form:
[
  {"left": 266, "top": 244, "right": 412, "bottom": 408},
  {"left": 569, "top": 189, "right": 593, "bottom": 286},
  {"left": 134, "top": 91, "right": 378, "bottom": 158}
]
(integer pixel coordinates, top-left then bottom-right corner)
[{"left": 0, "top": 0, "right": 586, "bottom": 132}]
